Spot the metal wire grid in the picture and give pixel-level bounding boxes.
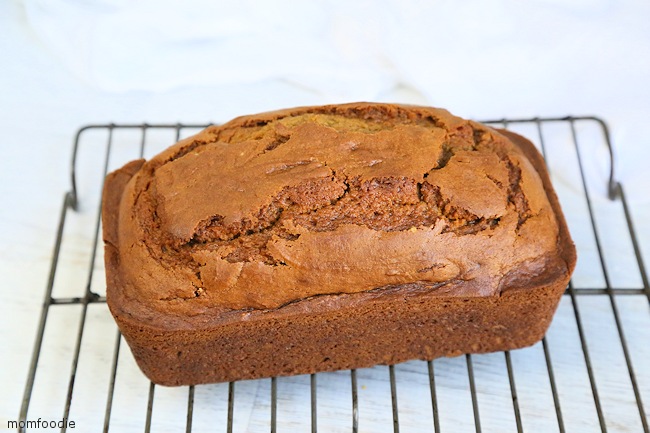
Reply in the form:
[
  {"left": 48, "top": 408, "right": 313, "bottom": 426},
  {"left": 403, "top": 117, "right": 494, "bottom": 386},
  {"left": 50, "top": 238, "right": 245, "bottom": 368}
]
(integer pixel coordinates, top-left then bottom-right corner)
[{"left": 18, "top": 117, "right": 649, "bottom": 432}]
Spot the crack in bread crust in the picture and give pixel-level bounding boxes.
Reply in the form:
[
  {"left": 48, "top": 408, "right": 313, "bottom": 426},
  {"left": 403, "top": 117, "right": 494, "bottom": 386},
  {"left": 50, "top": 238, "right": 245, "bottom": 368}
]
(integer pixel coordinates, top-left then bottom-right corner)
[{"left": 138, "top": 114, "right": 522, "bottom": 268}]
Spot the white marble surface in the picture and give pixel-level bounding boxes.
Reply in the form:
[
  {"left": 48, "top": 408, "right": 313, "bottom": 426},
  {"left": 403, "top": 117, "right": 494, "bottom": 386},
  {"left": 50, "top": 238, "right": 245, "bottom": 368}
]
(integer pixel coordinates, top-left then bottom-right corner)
[{"left": 1, "top": 0, "right": 649, "bottom": 431}]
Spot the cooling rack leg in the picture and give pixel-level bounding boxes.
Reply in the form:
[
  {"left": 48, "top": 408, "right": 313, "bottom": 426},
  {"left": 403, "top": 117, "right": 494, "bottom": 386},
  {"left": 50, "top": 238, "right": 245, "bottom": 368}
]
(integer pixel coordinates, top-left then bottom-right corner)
[
  {"left": 310, "top": 374, "right": 317, "bottom": 433},
  {"left": 103, "top": 330, "right": 121, "bottom": 433},
  {"left": 227, "top": 382, "right": 235, "bottom": 433},
  {"left": 427, "top": 361, "right": 440, "bottom": 433},
  {"left": 186, "top": 386, "right": 195, "bottom": 433},
  {"left": 389, "top": 365, "right": 400, "bottom": 433},
  {"left": 351, "top": 370, "right": 359, "bottom": 433},
  {"left": 144, "top": 382, "right": 155, "bottom": 433},
  {"left": 466, "top": 354, "right": 482, "bottom": 433},
  {"left": 269, "top": 378, "right": 276, "bottom": 433}
]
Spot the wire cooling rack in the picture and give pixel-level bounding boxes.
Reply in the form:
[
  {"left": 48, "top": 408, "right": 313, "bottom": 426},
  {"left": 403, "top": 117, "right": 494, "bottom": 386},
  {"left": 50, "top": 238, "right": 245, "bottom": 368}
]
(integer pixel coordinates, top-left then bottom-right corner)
[{"left": 18, "top": 117, "right": 649, "bottom": 432}]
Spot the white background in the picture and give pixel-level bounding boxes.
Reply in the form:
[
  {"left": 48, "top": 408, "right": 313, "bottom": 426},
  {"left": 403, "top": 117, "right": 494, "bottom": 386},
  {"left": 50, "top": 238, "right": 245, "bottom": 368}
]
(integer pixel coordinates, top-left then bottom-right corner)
[{"left": 1, "top": 0, "right": 649, "bottom": 431}]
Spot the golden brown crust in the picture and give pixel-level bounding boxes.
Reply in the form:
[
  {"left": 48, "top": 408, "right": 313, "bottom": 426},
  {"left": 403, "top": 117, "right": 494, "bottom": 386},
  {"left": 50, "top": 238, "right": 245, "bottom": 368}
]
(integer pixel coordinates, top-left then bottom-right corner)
[{"left": 102, "top": 103, "right": 576, "bottom": 385}]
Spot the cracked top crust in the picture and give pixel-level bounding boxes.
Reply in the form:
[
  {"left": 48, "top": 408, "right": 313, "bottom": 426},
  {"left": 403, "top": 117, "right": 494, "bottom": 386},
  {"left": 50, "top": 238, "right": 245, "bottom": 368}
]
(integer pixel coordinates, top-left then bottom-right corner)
[{"left": 103, "top": 103, "right": 575, "bottom": 325}]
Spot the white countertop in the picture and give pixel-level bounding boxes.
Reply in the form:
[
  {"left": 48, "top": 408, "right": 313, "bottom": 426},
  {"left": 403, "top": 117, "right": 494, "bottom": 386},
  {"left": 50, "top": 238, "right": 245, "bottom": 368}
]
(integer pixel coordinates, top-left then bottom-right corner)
[{"left": 2, "top": 0, "right": 649, "bottom": 431}]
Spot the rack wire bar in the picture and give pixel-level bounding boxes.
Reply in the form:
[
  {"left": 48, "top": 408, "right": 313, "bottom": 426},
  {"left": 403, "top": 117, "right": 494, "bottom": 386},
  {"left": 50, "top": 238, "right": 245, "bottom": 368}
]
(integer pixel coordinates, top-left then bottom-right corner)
[
  {"left": 39, "top": 288, "right": 650, "bottom": 306},
  {"left": 541, "top": 337, "right": 565, "bottom": 433},
  {"left": 49, "top": 295, "right": 105, "bottom": 305},
  {"left": 17, "top": 117, "right": 649, "bottom": 432},
  {"left": 569, "top": 281, "right": 608, "bottom": 432},
  {"left": 504, "top": 351, "right": 523, "bottom": 433},
  {"left": 618, "top": 184, "right": 650, "bottom": 303},
  {"left": 520, "top": 118, "right": 562, "bottom": 433}
]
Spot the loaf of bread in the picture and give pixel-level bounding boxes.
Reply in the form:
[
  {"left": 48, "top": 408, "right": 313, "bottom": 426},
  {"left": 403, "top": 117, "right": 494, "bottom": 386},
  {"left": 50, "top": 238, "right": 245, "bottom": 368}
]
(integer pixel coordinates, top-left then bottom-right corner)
[{"left": 102, "top": 103, "right": 576, "bottom": 386}]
